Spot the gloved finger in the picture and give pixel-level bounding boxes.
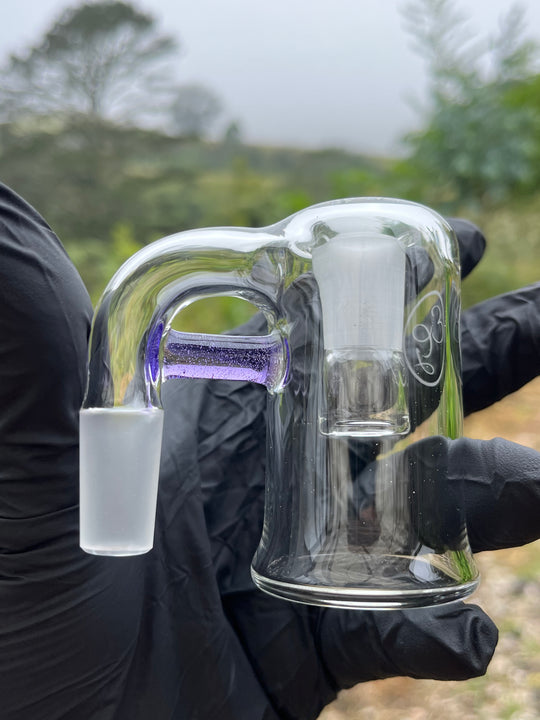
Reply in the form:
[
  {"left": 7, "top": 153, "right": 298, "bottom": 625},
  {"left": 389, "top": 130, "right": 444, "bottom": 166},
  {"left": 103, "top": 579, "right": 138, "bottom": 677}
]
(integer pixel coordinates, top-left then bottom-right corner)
[
  {"left": 404, "top": 217, "right": 485, "bottom": 300},
  {"left": 461, "top": 283, "right": 540, "bottom": 415},
  {"left": 447, "top": 217, "right": 486, "bottom": 280},
  {"left": 449, "top": 436, "right": 540, "bottom": 552},
  {"left": 319, "top": 602, "right": 497, "bottom": 688}
]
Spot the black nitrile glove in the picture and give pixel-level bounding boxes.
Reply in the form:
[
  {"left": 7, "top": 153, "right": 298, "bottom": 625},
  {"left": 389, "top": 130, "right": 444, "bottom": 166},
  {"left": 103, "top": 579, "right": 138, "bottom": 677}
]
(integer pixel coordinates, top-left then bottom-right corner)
[{"left": 1, "top": 183, "right": 540, "bottom": 720}]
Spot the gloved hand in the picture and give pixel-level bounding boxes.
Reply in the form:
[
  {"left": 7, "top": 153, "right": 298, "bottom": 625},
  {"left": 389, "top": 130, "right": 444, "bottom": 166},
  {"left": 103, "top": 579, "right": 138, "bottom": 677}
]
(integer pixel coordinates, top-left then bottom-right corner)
[{"left": 1, "top": 183, "right": 539, "bottom": 720}]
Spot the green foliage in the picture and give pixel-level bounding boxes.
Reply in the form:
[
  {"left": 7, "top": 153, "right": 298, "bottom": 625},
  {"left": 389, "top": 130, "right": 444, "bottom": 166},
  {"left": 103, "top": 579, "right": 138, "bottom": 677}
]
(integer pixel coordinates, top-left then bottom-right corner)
[
  {"left": 504, "top": 73, "right": 540, "bottom": 191},
  {"left": 1, "top": 0, "right": 540, "bottom": 324},
  {"left": 169, "top": 84, "right": 223, "bottom": 138},
  {"left": 0, "top": 113, "right": 384, "bottom": 302},
  {"left": 401, "top": 0, "right": 539, "bottom": 210},
  {"left": 171, "top": 297, "right": 256, "bottom": 334},
  {"left": 3, "top": 105, "right": 540, "bottom": 312},
  {"left": 396, "top": 0, "right": 540, "bottom": 307},
  {"left": 460, "top": 197, "right": 540, "bottom": 308},
  {"left": 64, "top": 222, "right": 142, "bottom": 304},
  {"left": 330, "top": 166, "right": 389, "bottom": 199}
]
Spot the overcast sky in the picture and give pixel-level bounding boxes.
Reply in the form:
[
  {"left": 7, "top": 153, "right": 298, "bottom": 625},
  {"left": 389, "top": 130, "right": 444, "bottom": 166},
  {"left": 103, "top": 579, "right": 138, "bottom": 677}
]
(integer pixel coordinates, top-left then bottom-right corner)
[{"left": 1, "top": 0, "right": 540, "bottom": 156}]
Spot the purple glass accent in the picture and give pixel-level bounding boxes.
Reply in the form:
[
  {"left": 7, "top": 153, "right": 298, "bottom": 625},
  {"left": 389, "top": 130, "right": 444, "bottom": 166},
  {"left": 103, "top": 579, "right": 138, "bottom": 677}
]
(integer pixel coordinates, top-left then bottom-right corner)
[
  {"left": 160, "top": 330, "right": 289, "bottom": 389},
  {"left": 145, "top": 322, "right": 163, "bottom": 383}
]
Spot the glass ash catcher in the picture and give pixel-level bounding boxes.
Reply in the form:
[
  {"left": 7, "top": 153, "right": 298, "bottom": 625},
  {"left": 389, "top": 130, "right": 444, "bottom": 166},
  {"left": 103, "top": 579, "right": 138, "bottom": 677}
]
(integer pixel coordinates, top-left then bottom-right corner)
[{"left": 80, "top": 198, "right": 479, "bottom": 609}]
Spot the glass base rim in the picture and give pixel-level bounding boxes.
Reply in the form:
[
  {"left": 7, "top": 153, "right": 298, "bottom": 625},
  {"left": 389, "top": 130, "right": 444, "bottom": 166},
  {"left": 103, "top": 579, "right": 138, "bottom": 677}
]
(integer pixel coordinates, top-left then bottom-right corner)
[
  {"left": 320, "top": 417, "right": 410, "bottom": 438},
  {"left": 251, "top": 568, "right": 480, "bottom": 610},
  {"left": 80, "top": 544, "right": 152, "bottom": 557}
]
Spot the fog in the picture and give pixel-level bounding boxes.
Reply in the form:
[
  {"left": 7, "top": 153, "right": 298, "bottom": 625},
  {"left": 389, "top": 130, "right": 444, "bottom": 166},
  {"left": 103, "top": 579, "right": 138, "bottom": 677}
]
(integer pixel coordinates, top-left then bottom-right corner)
[{"left": 2, "top": 0, "right": 540, "bottom": 155}]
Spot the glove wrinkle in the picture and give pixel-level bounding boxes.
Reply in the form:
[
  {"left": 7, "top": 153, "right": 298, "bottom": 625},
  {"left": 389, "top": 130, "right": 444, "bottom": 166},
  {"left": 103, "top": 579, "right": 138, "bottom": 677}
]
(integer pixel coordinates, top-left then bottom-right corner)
[
  {"left": 223, "top": 592, "right": 337, "bottom": 720},
  {"left": 449, "top": 437, "right": 540, "bottom": 552},
  {"left": 196, "top": 378, "right": 267, "bottom": 595}
]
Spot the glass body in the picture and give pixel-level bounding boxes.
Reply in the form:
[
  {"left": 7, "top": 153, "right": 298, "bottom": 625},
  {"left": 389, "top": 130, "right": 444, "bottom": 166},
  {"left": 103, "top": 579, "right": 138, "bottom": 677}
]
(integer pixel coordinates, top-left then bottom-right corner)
[{"left": 80, "top": 198, "right": 479, "bottom": 609}]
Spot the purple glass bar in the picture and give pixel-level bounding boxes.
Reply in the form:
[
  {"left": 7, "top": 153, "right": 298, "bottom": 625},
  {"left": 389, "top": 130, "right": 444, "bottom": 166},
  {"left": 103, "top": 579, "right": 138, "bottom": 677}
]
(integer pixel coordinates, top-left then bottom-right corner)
[{"left": 161, "top": 329, "right": 289, "bottom": 389}]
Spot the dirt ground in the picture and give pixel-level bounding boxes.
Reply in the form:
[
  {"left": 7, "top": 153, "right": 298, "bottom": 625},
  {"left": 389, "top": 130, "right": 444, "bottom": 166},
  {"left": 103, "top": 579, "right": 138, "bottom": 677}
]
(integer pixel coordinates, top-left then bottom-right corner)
[{"left": 319, "top": 377, "right": 540, "bottom": 720}]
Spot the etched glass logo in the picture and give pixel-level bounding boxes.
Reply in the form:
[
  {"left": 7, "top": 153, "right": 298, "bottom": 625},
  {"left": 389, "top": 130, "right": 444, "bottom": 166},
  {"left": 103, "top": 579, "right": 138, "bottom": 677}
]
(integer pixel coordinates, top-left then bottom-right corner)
[{"left": 404, "top": 290, "right": 445, "bottom": 387}]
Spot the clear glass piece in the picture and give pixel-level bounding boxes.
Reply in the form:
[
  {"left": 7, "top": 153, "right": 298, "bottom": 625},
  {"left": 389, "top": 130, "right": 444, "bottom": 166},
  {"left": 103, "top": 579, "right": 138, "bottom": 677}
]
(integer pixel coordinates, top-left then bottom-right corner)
[
  {"left": 80, "top": 197, "right": 478, "bottom": 609},
  {"left": 320, "top": 347, "right": 409, "bottom": 437}
]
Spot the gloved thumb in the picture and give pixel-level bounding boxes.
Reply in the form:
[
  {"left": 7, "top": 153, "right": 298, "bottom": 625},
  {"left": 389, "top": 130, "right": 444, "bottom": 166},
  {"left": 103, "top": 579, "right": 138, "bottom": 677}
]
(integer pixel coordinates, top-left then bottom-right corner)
[{"left": 319, "top": 602, "right": 498, "bottom": 688}]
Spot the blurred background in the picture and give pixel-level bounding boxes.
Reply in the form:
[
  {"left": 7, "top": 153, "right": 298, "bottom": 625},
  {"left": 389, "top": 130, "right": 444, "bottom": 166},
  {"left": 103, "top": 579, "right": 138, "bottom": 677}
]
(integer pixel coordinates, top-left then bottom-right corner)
[{"left": 1, "top": 1, "right": 540, "bottom": 717}]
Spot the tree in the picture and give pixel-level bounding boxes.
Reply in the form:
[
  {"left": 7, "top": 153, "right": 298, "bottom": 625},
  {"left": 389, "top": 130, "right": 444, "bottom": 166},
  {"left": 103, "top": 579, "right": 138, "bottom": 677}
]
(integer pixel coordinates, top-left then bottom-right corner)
[
  {"left": 0, "top": 1, "right": 178, "bottom": 124},
  {"left": 223, "top": 120, "right": 243, "bottom": 146},
  {"left": 169, "top": 84, "right": 222, "bottom": 138},
  {"left": 400, "top": 0, "right": 539, "bottom": 207}
]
